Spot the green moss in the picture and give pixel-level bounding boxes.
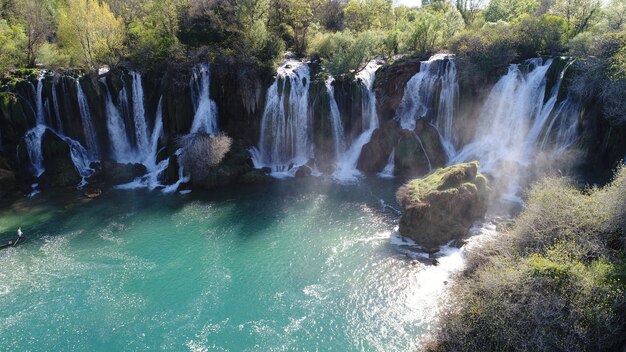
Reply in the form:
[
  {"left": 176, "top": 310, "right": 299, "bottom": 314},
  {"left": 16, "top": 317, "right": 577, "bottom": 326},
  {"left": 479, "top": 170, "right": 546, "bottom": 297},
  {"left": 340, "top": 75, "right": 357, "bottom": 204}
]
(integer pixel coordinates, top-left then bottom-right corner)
[{"left": 408, "top": 161, "right": 480, "bottom": 201}]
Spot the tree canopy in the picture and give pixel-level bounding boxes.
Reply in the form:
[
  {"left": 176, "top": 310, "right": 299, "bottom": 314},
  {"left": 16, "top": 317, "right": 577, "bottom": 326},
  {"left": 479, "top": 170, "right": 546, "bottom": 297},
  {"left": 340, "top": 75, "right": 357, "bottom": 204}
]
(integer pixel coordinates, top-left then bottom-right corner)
[{"left": 0, "top": 0, "right": 623, "bottom": 77}]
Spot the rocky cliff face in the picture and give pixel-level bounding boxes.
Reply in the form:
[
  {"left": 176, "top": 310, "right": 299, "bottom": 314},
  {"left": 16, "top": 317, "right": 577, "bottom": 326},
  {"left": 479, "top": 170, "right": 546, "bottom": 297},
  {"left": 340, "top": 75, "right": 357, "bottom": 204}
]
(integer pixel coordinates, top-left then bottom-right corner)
[{"left": 0, "top": 55, "right": 624, "bottom": 197}]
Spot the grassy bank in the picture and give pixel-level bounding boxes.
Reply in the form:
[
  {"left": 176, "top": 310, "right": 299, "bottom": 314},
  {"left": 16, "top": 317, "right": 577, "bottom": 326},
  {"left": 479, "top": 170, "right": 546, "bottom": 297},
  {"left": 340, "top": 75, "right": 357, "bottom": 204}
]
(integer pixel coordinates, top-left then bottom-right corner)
[{"left": 424, "top": 165, "right": 626, "bottom": 351}]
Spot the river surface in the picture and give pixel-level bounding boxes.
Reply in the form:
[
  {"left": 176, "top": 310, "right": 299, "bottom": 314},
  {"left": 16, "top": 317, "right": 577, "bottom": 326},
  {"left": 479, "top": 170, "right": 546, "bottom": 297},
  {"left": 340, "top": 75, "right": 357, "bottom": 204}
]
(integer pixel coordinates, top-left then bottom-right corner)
[{"left": 0, "top": 178, "right": 465, "bottom": 351}]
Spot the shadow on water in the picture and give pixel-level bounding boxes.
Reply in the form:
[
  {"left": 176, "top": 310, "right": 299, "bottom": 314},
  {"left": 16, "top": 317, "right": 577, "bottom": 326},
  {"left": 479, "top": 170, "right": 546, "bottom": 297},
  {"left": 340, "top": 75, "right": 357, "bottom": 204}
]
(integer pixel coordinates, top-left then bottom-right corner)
[{"left": 0, "top": 176, "right": 403, "bottom": 245}]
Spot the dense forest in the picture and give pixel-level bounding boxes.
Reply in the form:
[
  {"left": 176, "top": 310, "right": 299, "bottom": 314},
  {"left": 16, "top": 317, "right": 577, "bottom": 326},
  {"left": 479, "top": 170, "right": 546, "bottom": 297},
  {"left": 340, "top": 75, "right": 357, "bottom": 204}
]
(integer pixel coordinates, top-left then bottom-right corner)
[{"left": 2, "top": 0, "right": 626, "bottom": 122}]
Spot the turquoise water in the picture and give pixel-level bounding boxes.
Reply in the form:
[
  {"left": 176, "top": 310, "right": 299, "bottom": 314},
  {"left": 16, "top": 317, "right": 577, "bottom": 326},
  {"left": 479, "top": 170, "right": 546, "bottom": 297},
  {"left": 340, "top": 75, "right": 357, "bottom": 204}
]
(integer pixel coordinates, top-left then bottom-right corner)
[{"left": 0, "top": 179, "right": 459, "bottom": 351}]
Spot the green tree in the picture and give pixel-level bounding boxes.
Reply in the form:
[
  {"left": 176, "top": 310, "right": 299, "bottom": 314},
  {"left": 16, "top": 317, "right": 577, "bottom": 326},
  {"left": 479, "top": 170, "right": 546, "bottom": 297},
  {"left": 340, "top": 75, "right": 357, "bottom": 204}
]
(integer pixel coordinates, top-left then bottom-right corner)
[
  {"left": 309, "top": 30, "right": 382, "bottom": 77},
  {"left": 57, "top": 0, "right": 126, "bottom": 69},
  {"left": 454, "top": 0, "right": 482, "bottom": 26},
  {"left": 13, "top": 0, "right": 54, "bottom": 67},
  {"left": 403, "top": 10, "right": 444, "bottom": 56},
  {"left": 0, "top": 19, "right": 26, "bottom": 72},
  {"left": 343, "top": 0, "right": 393, "bottom": 32},
  {"left": 515, "top": 14, "right": 567, "bottom": 56},
  {"left": 604, "top": 0, "right": 626, "bottom": 31},
  {"left": 270, "top": 0, "right": 324, "bottom": 55},
  {"left": 551, "top": 0, "right": 601, "bottom": 36},
  {"left": 483, "top": 0, "right": 540, "bottom": 22}
]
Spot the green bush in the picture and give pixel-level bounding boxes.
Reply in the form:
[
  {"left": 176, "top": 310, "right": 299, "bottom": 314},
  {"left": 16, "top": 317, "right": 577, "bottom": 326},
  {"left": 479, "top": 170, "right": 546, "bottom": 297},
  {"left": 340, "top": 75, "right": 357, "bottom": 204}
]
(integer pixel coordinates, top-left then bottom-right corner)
[
  {"left": 0, "top": 19, "right": 26, "bottom": 73},
  {"left": 424, "top": 166, "right": 626, "bottom": 352},
  {"left": 449, "top": 21, "right": 517, "bottom": 75},
  {"left": 308, "top": 30, "right": 383, "bottom": 78}
]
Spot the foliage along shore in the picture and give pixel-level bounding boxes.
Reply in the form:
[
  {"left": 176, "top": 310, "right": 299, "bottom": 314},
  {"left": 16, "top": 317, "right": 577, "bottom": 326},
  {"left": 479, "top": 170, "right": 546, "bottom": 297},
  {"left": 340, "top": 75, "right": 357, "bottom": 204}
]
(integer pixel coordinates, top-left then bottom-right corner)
[{"left": 422, "top": 165, "right": 626, "bottom": 351}]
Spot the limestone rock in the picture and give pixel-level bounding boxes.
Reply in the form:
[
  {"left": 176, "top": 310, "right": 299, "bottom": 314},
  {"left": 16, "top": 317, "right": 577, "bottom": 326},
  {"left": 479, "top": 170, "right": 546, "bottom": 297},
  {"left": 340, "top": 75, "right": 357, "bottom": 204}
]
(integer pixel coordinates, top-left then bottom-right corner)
[{"left": 396, "top": 162, "right": 490, "bottom": 251}]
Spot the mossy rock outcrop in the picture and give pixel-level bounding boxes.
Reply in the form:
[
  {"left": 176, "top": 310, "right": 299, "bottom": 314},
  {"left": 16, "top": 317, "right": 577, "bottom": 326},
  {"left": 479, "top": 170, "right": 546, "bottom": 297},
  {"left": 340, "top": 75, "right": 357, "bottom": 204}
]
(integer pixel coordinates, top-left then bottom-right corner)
[{"left": 396, "top": 161, "right": 490, "bottom": 251}]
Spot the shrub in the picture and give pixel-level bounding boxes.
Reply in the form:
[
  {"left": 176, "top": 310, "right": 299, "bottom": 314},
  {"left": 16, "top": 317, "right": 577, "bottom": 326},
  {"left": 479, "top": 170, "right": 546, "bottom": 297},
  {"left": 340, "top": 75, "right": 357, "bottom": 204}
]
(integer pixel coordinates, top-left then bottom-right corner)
[
  {"left": 177, "top": 133, "right": 233, "bottom": 181},
  {"left": 308, "top": 30, "right": 383, "bottom": 78},
  {"left": 424, "top": 166, "right": 626, "bottom": 351},
  {"left": 449, "top": 21, "right": 517, "bottom": 75},
  {"left": 570, "top": 32, "right": 626, "bottom": 126}
]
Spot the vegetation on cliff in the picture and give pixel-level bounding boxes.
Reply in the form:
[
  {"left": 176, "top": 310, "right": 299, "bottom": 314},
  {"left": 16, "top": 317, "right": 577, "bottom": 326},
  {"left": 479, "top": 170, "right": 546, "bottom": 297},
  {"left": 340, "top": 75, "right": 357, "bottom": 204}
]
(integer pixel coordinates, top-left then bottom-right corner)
[{"left": 424, "top": 165, "right": 626, "bottom": 351}]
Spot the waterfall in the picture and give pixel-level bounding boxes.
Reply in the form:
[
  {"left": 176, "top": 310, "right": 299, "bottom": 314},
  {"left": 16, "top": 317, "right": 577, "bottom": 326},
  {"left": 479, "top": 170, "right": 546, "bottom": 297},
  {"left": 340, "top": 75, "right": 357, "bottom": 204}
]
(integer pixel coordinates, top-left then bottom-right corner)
[
  {"left": 251, "top": 60, "right": 312, "bottom": 174},
  {"left": 76, "top": 80, "right": 99, "bottom": 159},
  {"left": 59, "top": 135, "right": 95, "bottom": 187},
  {"left": 130, "top": 71, "right": 150, "bottom": 155},
  {"left": 436, "top": 60, "right": 459, "bottom": 159},
  {"left": 333, "top": 60, "right": 381, "bottom": 181},
  {"left": 395, "top": 54, "right": 458, "bottom": 160},
  {"left": 23, "top": 125, "right": 94, "bottom": 187},
  {"left": 162, "top": 151, "right": 189, "bottom": 194},
  {"left": 51, "top": 80, "right": 63, "bottom": 133},
  {"left": 117, "top": 97, "right": 179, "bottom": 192},
  {"left": 452, "top": 59, "right": 553, "bottom": 171},
  {"left": 377, "top": 149, "right": 395, "bottom": 178},
  {"left": 540, "top": 97, "right": 581, "bottom": 155},
  {"left": 146, "top": 97, "right": 164, "bottom": 169},
  {"left": 326, "top": 76, "right": 346, "bottom": 159},
  {"left": 102, "top": 79, "right": 134, "bottom": 162},
  {"left": 452, "top": 58, "right": 579, "bottom": 201},
  {"left": 190, "top": 63, "right": 218, "bottom": 135},
  {"left": 23, "top": 125, "right": 47, "bottom": 177},
  {"left": 35, "top": 73, "right": 45, "bottom": 125}
]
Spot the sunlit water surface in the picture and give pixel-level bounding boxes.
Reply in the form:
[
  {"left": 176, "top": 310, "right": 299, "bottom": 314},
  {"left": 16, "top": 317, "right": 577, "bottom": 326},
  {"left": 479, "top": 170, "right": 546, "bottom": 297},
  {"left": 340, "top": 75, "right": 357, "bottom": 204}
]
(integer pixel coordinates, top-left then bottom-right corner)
[{"left": 0, "top": 179, "right": 468, "bottom": 351}]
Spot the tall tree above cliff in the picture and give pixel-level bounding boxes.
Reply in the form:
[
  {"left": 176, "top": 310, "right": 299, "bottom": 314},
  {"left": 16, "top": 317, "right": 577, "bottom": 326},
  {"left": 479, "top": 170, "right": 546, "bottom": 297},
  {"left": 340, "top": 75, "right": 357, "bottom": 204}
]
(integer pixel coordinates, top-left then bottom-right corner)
[
  {"left": 343, "top": 0, "right": 394, "bottom": 32},
  {"left": 13, "top": 0, "right": 53, "bottom": 67},
  {"left": 57, "top": 0, "right": 125, "bottom": 70},
  {"left": 454, "top": 0, "right": 482, "bottom": 25},
  {"left": 551, "top": 0, "right": 601, "bottom": 36},
  {"left": 270, "top": 0, "right": 324, "bottom": 55}
]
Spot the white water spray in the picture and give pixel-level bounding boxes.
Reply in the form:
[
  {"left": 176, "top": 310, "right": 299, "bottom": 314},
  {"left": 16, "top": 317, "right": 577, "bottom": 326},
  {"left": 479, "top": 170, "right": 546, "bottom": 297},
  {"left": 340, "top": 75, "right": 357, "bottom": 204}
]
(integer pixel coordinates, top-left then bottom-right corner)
[
  {"left": 76, "top": 80, "right": 99, "bottom": 159},
  {"left": 190, "top": 64, "right": 218, "bottom": 135},
  {"left": 395, "top": 54, "right": 458, "bottom": 161},
  {"left": 130, "top": 71, "right": 150, "bottom": 155},
  {"left": 333, "top": 61, "right": 381, "bottom": 181},
  {"left": 326, "top": 76, "right": 346, "bottom": 159},
  {"left": 251, "top": 60, "right": 312, "bottom": 174}
]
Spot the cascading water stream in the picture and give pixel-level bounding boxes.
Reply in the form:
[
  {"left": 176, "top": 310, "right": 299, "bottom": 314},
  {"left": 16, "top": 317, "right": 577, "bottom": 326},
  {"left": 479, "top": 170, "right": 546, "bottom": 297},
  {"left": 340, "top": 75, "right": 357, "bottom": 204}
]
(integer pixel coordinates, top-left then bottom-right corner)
[
  {"left": 251, "top": 60, "right": 312, "bottom": 174},
  {"left": 452, "top": 58, "right": 580, "bottom": 202},
  {"left": 190, "top": 63, "right": 218, "bottom": 135},
  {"left": 23, "top": 125, "right": 47, "bottom": 177},
  {"left": 377, "top": 149, "right": 395, "bottom": 178},
  {"left": 76, "top": 80, "right": 99, "bottom": 159},
  {"left": 130, "top": 71, "right": 150, "bottom": 156},
  {"left": 101, "top": 79, "right": 134, "bottom": 162},
  {"left": 51, "top": 80, "right": 63, "bottom": 133},
  {"left": 540, "top": 97, "right": 581, "bottom": 155},
  {"left": 35, "top": 72, "right": 46, "bottom": 125},
  {"left": 436, "top": 60, "right": 459, "bottom": 159},
  {"left": 326, "top": 76, "right": 346, "bottom": 159},
  {"left": 333, "top": 61, "right": 381, "bottom": 181},
  {"left": 22, "top": 125, "right": 94, "bottom": 187},
  {"left": 117, "top": 97, "right": 186, "bottom": 193},
  {"left": 395, "top": 55, "right": 458, "bottom": 163},
  {"left": 452, "top": 59, "right": 552, "bottom": 171}
]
